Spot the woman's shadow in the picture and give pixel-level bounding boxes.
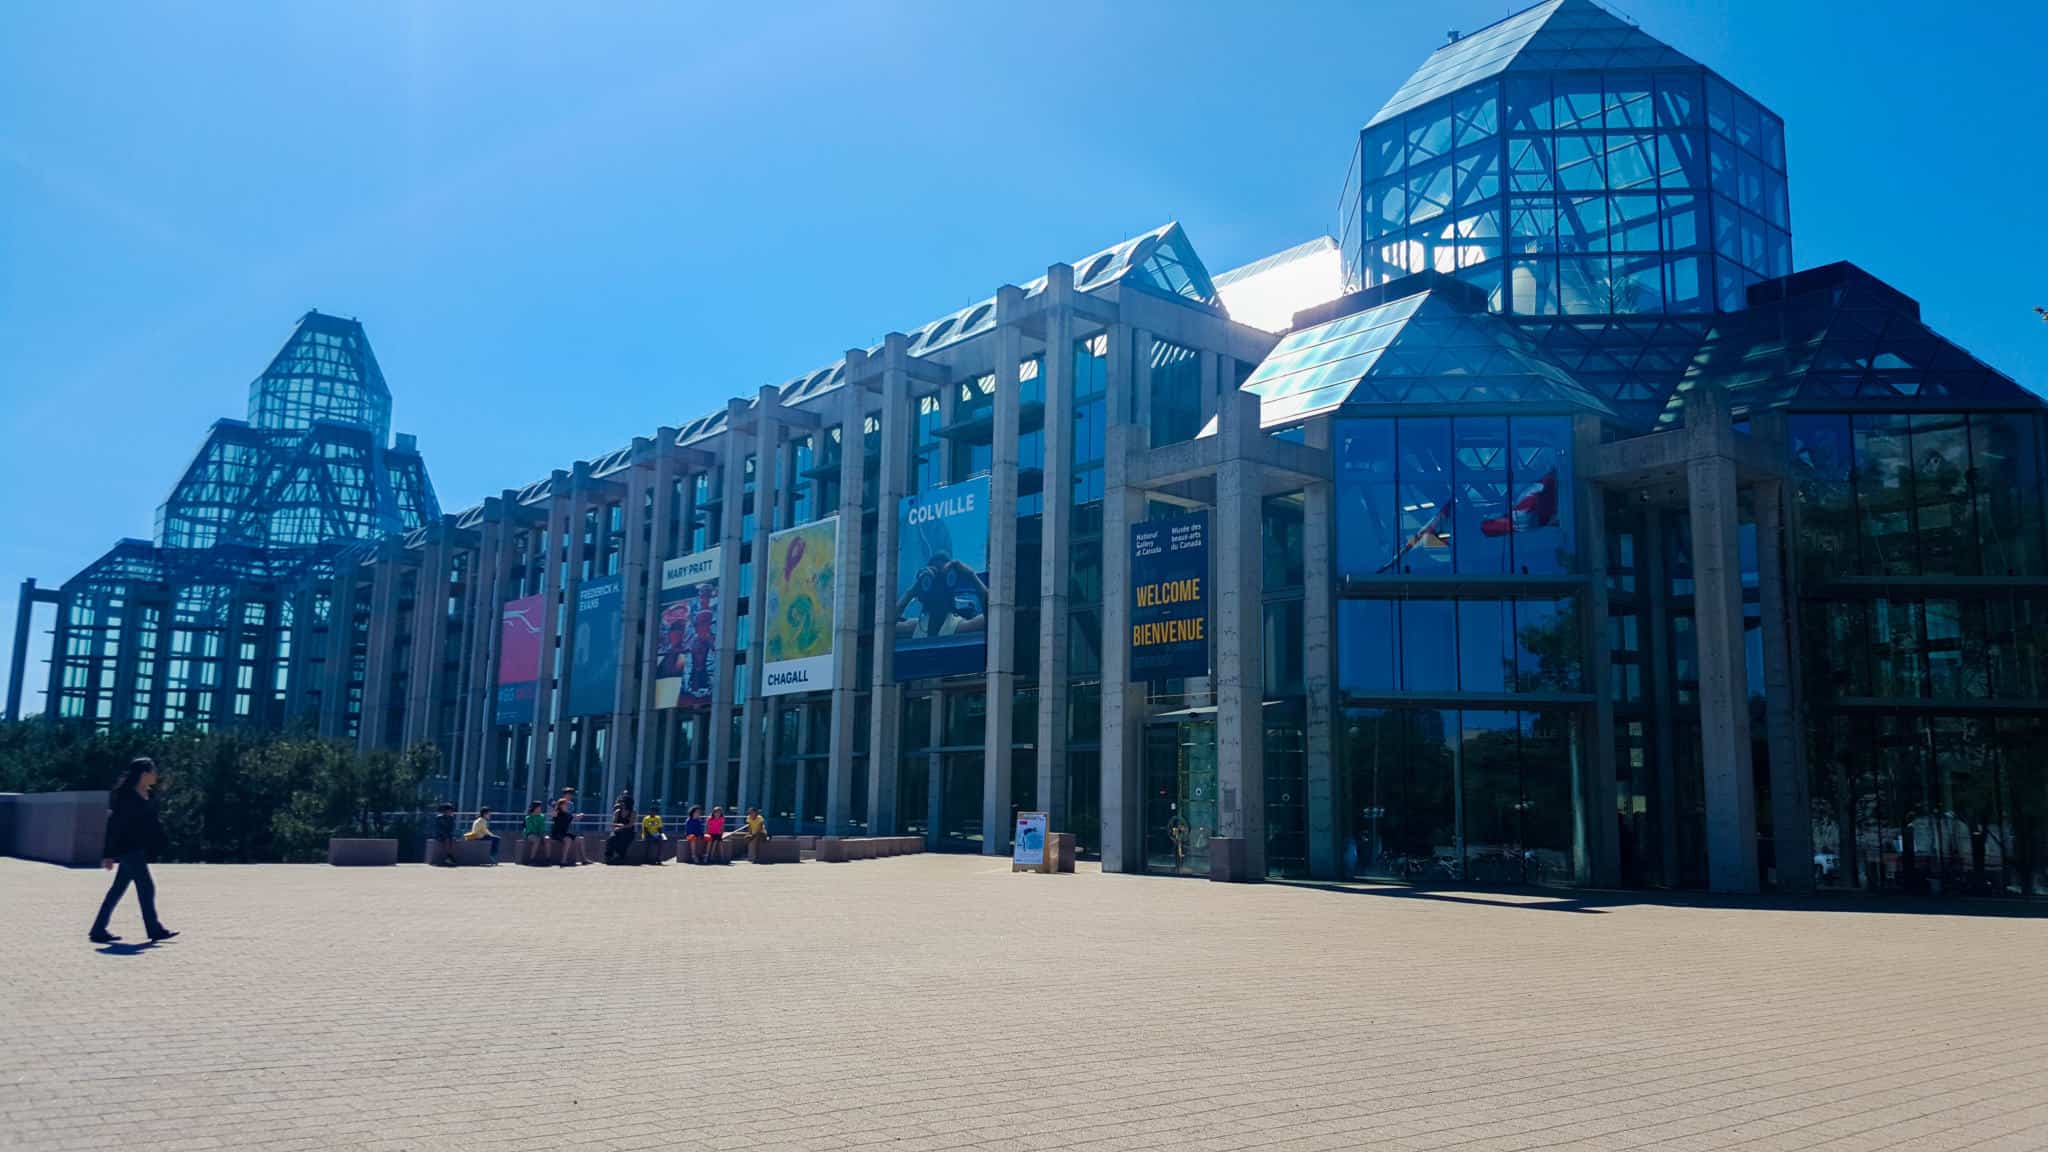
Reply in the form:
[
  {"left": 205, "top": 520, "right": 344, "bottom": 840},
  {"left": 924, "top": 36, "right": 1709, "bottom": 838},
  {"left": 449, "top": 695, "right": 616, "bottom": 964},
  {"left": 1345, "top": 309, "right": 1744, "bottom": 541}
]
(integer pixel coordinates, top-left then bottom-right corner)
[{"left": 94, "top": 941, "right": 167, "bottom": 956}]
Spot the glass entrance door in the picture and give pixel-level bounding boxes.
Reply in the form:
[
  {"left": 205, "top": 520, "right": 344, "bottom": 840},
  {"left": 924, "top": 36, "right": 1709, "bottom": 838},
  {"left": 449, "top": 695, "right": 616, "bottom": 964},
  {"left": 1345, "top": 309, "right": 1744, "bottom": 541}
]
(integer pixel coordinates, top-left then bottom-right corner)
[
  {"left": 937, "top": 751, "right": 984, "bottom": 851},
  {"left": 1144, "top": 718, "right": 1216, "bottom": 875}
]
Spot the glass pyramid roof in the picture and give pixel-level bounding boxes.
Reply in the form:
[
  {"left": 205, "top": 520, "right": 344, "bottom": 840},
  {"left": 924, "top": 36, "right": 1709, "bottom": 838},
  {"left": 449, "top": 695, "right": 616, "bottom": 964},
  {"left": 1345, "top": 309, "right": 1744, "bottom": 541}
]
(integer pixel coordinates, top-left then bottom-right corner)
[
  {"left": 1368, "top": 0, "right": 1703, "bottom": 129},
  {"left": 1240, "top": 276, "right": 1616, "bottom": 427}
]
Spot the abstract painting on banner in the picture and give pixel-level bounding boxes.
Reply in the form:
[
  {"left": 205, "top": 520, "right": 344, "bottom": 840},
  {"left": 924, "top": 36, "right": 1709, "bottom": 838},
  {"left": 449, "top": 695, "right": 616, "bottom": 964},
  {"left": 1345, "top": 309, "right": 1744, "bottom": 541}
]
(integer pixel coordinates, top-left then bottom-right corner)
[{"left": 763, "top": 517, "right": 836, "bottom": 696}]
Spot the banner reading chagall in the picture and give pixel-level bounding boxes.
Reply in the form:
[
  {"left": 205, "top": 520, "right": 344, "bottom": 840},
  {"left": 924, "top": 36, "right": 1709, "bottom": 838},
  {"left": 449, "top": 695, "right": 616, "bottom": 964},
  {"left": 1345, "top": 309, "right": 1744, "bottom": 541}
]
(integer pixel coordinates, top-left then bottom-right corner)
[
  {"left": 653, "top": 547, "right": 721, "bottom": 709},
  {"left": 565, "top": 573, "right": 623, "bottom": 717},
  {"left": 762, "top": 517, "right": 837, "bottom": 696},
  {"left": 894, "top": 475, "right": 991, "bottom": 681},
  {"left": 1130, "top": 510, "right": 1210, "bottom": 681},
  {"left": 495, "top": 593, "right": 545, "bottom": 724}
]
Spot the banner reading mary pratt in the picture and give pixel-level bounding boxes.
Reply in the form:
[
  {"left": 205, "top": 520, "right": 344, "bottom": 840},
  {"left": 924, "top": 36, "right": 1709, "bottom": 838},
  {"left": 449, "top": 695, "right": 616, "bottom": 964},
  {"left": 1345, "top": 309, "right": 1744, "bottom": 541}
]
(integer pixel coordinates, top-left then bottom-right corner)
[
  {"left": 762, "top": 517, "right": 836, "bottom": 696},
  {"left": 653, "top": 547, "right": 721, "bottom": 709}
]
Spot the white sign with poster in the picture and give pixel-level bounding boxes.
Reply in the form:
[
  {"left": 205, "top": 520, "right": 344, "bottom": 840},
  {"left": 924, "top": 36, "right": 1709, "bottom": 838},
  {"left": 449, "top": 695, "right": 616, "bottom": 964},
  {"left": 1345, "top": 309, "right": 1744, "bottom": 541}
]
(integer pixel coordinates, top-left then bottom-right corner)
[{"left": 1012, "top": 811, "right": 1048, "bottom": 870}]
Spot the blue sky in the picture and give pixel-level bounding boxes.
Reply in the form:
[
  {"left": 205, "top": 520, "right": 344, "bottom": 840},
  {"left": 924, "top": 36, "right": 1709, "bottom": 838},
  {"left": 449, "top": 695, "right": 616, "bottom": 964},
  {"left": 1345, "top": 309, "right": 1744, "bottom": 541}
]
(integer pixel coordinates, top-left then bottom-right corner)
[{"left": 3, "top": 0, "right": 2044, "bottom": 712}]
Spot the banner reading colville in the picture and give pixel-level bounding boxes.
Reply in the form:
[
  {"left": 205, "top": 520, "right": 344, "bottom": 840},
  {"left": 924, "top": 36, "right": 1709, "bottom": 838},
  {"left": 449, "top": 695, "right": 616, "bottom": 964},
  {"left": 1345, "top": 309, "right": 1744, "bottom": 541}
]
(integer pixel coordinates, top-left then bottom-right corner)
[
  {"left": 1130, "top": 510, "right": 1210, "bottom": 681},
  {"left": 894, "top": 475, "right": 991, "bottom": 681},
  {"left": 653, "top": 547, "right": 721, "bottom": 710}
]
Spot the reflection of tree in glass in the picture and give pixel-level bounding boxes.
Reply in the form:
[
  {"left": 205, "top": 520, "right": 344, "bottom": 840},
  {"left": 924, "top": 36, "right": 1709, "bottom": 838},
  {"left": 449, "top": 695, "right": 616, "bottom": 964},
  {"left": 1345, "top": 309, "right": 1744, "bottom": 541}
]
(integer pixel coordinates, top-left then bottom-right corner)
[{"left": 1514, "top": 599, "right": 1582, "bottom": 693}]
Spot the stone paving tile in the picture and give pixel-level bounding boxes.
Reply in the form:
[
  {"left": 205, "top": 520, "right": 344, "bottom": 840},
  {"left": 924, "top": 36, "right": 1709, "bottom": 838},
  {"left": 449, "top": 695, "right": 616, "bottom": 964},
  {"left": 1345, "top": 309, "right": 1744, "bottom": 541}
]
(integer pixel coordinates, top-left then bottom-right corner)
[{"left": 3, "top": 857, "right": 2047, "bottom": 1151}]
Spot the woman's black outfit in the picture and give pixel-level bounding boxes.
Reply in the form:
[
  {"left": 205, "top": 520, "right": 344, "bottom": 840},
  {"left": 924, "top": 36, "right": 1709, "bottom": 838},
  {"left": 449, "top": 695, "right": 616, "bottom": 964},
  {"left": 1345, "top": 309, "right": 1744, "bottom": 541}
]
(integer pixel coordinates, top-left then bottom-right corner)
[
  {"left": 606, "top": 804, "right": 636, "bottom": 864},
  {"left": 93, "top": 787, "right": 170, "bottom": 941}
]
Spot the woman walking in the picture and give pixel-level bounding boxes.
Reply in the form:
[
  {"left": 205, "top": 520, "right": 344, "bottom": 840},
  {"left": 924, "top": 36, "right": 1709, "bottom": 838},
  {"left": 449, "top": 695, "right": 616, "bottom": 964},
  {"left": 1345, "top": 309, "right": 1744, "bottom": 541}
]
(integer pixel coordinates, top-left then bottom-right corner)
[{"left": 90, "top": 757, "right": 177, "bottom": 945}]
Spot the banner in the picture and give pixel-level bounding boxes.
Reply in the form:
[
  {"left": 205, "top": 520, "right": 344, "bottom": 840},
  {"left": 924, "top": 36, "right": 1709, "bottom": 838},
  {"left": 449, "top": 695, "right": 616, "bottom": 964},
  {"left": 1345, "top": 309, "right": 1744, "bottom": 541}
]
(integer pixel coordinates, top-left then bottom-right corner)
[
  {"left": 894, "top": 475, "right": 991, "bottom": 681},
  {"left": 653, "top": 547, "right": 721, "bottom": 709},
  {"left": 1131, "top": 510, "right": 1210, "bottom": 681},
  {"left": 495, "top": 593, "right": 545, "bottom": 724},
  {"left": 565, "top": 573, "right": 623, "bottom": 717},
  {"left": 763, "top": 516, "right": 837, "bottom": 696}
]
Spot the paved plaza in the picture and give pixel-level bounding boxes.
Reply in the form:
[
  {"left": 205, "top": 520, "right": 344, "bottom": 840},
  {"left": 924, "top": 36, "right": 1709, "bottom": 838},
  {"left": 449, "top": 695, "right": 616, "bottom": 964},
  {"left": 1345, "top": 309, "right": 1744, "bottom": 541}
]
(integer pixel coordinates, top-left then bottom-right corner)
[{"left": 4, "top": 856, "right": 2048, "bottom": 1152}]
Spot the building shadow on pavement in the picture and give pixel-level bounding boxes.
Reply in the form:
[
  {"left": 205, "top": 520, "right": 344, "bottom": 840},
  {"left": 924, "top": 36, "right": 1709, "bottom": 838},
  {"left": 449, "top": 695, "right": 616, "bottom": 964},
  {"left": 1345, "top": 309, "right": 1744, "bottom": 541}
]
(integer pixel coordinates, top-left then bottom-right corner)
[{"left": 1271, "top": 880, "right": 2048, "bottom": 919}]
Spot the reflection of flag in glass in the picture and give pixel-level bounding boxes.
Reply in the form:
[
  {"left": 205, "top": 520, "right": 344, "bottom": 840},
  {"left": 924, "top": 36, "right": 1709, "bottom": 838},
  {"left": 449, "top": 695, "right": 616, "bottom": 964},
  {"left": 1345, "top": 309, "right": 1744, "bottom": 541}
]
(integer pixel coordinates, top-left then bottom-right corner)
[
  {"left": 1378, "top": 500, "right": 1453, "bottom": 573},
  {"left": 1480, "top": 470, "right": 1558, "bottom": 538}
]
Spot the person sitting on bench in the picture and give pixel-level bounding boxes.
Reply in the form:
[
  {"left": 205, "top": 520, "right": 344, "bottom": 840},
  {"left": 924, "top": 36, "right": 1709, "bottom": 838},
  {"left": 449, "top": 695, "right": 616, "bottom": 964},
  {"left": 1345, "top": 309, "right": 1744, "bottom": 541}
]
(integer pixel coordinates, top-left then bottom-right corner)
[
  {"left": 463, "top": 807, "right": 500, "bottom": 865},
  {"left": 639, "top": 810, "right": 666, "bottom": 864},
  {"left": 606, "top": 792, "right": 637, "bottom": 864},
  {"left": 430, "top": 804, "right": 460, "bottom": 866},
  {"left": 521, "top": 802, "right": 547, "bottom": 863}
]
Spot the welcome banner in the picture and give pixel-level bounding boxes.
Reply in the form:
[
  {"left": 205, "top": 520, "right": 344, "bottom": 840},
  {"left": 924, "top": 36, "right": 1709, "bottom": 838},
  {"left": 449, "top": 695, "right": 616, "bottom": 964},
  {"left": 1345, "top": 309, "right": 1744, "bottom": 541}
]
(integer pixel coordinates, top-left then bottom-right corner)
[
  {"left": 495, "top": 593, "right": 545, "bottom": 724},
  {"left": 893, "top": 475, "right": 991, "bottom": 681},
  {"left": 1130, "top": 510, "right": 1210, "bottom": 681},
  {"left": 653, "top": 547, "right": 721, "bottom": 709},
  {"left": 763, "top": 517, "right": 837, "bottom": 696}
]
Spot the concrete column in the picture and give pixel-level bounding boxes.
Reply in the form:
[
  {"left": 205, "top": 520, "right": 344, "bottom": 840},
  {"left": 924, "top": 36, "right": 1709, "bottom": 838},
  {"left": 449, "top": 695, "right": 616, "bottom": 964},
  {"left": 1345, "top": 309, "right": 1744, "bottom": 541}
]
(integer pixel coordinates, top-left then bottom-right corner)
[
  {"left": 357, "top": 550, "right": 402, "bottom": 751},
  {"left": 980, "top": 286, "right": 1025, "bottom": 855},
  {"left": 463, "top": 503, "right": 510, "bottom": 811},
  {"left": 1689, "top": 452, "right": 1757, "bottom": 893},
  {"left": 1098, "top": 322, "right": 1148, "bottom": 872},
  {"left": 1575, "top": 416, "right": 1619, "bottom": 887},
  {"left": 1036, "top": 268, "right": 1076, "bottom": 832},
  {"left": 316, "top": 571, "right": 355, "bottom": 740},
  {"left": 1132, "top": 329, "right": 1155, "bottom": 444},
  {"left": 1215, "top": 390, "right": 1267, "bottom": 881},
  {"left": 404, "top": 527, "right": 450, "bottom": 750},
  {"left": 739, "top": 387, "right": 782, "bottom": 814},
  {"left": 1755, "top": 478, "right": 1811, "bottom": 892},
  {"left": 1642, "top": 510, "right": 1678, "bottom": 887},
  {"left": 707, "top": 405, "right": 748, "bottom": 811},
  {"left": 5, "top": 579, "right": 33, "bottom": 721},
  {"left": 531, "top": 477, "right": 572, "bottom": 798},
  {"left": 826, "top": 372, "right": 867, "bottom": 834},
  {"left": 1301, "top": 419, "right": 1340, "bottom": 880},
  {"left": 867, "top": 334, "right": 911, "bottom": 834},
  {"left": 609, "top": 452, "right": 656, "bottom": 804},
  {"left": 633, "top": 433, "right": 681, "bottom": 806}
]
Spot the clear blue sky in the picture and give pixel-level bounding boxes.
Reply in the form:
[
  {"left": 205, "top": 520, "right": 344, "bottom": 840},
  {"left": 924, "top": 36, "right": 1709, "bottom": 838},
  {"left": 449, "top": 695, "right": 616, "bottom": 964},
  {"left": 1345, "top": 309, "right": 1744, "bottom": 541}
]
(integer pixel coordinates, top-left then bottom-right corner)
[{"left": 3, "top": 1, "right": 2044, "bottom": 712}]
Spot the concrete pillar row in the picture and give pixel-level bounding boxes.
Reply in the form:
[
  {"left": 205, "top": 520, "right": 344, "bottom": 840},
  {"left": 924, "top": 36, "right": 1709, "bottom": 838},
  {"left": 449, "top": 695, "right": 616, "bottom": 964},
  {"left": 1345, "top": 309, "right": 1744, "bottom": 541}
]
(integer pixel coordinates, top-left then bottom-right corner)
[
  {"left": 1689, "top": 450, "right": 1758, "bottom": 895},
  {"left": 825, "top": 364, "right": 868, "bottom": 834},
  {"left": 1035, "top": 264, "right": 1076, "bottom": 832},
  {"left": 356, "top": 550, "right": 401, "bottom": 751},
  {"left": 608, "top": 447, "right": 656, "bottom": 805},
  {"left": 981, "top": 285, "right": 1025, "bottom": 855},
  {"left": 867, "top": 333, "right": 912, "bottom": 835},
  {"left": 632, "top": 433, "right": 683, "bottom": 808}
]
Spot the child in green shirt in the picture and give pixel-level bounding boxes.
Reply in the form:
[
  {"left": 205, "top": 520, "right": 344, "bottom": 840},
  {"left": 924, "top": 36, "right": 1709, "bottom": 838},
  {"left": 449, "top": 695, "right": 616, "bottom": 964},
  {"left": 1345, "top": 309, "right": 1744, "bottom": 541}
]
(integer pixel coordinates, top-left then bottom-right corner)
[{"left": 521, "top": 801, "right": 547, "bottom": 865}]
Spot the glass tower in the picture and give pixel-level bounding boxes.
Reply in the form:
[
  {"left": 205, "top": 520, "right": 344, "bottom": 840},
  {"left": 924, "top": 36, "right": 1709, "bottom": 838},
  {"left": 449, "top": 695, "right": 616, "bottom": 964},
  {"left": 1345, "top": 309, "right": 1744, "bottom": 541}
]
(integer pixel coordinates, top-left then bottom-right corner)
[{"left": 1340, "top": 0, "right": 1792, "bottom": 419}]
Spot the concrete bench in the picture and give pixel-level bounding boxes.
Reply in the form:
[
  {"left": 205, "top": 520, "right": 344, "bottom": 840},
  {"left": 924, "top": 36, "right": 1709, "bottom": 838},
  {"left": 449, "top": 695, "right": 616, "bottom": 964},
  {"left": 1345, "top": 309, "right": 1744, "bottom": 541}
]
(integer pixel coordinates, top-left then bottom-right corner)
[
  {"left": 424, "top": 838, "right": 501, "bottom": 866},
  {"left": 327, "top": 837, "right": 398, "bottom": 866},
  {"left": 815, "top": 835, "right": 927, "bottom": 862},
  {"left": 624, "top": 837, "right": 674, "bottom": 864},
  {"left": 746, "top": 838, "right": 802, "bottom": 864},
  {"left": 515, "top": 837, "right": 588, "bottom": 866}
]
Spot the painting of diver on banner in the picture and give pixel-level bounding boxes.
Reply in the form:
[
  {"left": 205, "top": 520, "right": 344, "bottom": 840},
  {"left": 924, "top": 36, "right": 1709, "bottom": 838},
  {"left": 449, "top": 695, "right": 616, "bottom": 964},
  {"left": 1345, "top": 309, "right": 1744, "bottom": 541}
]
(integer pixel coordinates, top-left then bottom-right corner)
[
  {"left": 495, "top": 593, "right": 544, "bottom": 725},
  {"left": 653, "top": 548, "right": 720, "bottom": 709},
  {"left": 763, "top": 518, "right": 836, "bottom": 696},
  {"left": 894, "top": 475, "right": 990, "bottom": 681}
]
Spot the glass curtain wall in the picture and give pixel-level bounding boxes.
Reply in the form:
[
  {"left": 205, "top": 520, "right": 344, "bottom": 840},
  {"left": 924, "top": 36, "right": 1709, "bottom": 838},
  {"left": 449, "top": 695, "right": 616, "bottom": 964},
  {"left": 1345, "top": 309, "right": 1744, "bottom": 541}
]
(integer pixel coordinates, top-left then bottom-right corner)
[
  {"left": 1335, "top": 414, "right": 1591, "bottom": 885},
  {"left": 1790, "top": 411, "right": 2048, "bottom": 894}
]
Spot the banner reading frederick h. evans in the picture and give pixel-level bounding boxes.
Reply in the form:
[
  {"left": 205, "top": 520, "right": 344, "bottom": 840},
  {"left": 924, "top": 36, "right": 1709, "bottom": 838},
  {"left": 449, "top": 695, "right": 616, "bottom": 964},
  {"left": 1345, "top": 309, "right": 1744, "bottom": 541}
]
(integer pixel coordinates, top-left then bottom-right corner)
[
  {"left": 565, "top": 573, "right": 623, "bottom": 717},
  {"left": 495, "top": 593, "right": 545, "bottom": 724},
  {"left": 894, "top": 475, "right": 991, "bottom": 681},
  {"left": 763, "top": 517, "right": 837, "bottom": 696},
  {"left": 1130, "top": 510, "right": 1210, "bottom": 681},
  {"left": 653, "top": 547, "right": 721, "bottom": 709}
]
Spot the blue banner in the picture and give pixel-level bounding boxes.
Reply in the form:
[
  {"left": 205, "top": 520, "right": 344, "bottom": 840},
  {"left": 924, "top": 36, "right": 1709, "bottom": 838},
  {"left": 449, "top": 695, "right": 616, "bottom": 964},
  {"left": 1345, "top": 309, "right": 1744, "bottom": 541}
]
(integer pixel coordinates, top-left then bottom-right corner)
[
  {"left": 895, "top": 475, "right": 991, "bottom": 681},
  {"left": 1131, "top": 510, "right": 1209, "bottom": 681},
  {"left": 566, "top": 574, "right": 623, "bottom": 717}
]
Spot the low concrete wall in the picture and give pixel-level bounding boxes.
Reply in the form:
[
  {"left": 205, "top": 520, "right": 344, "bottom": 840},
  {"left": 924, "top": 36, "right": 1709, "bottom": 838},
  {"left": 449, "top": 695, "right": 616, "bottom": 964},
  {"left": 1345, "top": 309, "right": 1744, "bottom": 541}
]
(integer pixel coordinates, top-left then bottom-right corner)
[
  {"left": 328, "top": 838, "right": 398, "bottom": 866},
  {"left": 816, "top": 835, "right": 926, "bottom": 863},
  {"left": 4, "top": 791, "right": 108, "bottom": 866}
]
